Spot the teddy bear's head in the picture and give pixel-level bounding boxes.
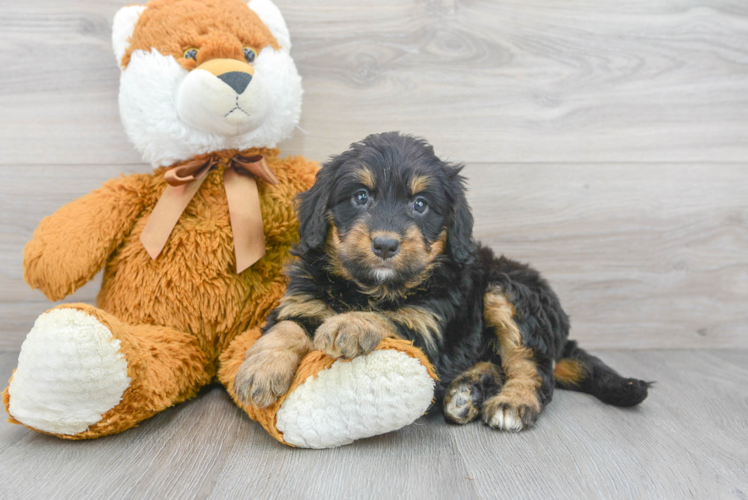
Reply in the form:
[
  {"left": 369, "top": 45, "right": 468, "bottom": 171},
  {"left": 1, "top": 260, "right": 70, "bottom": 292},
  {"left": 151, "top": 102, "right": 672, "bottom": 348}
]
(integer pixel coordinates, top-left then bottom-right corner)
[{"left": 112, "top": 0, "right": 302, "bottom": 167}]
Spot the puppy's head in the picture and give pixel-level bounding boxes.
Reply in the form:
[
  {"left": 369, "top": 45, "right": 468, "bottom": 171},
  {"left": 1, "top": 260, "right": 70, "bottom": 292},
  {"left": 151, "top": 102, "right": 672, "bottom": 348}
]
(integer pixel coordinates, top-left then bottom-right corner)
[{"left": 298, "top": 132, "right": 475, "bottom": 298}]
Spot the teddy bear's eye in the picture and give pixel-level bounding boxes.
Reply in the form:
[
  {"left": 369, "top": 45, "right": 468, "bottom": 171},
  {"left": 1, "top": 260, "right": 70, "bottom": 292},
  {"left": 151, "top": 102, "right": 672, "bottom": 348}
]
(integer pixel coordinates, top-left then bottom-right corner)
[
  {"left": 183, "top": 48, "right": 198, "bottom": 61},
  {"left": 243, "top": 47, "right": 257, "bottom": 63}
]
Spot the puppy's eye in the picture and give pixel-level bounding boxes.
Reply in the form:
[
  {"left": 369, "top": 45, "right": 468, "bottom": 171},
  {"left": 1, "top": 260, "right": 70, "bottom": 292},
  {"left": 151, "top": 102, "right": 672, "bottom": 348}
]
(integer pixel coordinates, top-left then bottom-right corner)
[
  {"left": 183, "top": 48, "right": 199, "bottom": 61},
  {"left": 243, "top": 47, "right": 257, "bottom": 63},
  {"left": 413, "top": 197, "right": 428, "bottom": 214},
  {"left": 353, "top": 190, "right": 369, "bottom": 206}
]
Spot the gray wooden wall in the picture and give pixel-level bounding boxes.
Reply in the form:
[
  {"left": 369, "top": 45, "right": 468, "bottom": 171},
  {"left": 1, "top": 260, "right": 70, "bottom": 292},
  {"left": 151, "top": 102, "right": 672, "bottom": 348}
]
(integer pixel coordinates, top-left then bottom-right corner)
[{"left": 1, "top": 0, "right": 746, "bottom": 350}]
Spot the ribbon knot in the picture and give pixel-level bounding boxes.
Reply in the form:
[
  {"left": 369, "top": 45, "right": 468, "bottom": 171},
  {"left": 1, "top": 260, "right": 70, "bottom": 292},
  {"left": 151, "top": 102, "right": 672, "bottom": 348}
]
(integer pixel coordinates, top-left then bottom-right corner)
[{"left": 140, "top": 153, "right": 278, "bottom": 273}]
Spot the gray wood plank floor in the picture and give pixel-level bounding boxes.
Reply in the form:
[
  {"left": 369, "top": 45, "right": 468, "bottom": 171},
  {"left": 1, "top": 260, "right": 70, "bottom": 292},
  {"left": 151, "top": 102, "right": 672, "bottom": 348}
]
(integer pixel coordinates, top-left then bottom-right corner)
[{"left": 2, "top": 349, "right": 747, "bottom": 500}]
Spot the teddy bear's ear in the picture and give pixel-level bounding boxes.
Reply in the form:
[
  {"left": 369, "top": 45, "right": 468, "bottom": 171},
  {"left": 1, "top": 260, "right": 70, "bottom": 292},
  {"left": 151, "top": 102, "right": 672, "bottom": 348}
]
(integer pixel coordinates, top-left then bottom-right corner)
[
  {"left": 112, "top": 5, "right": 147, "bottom": 69},
  {"left": 248, "top": 0, "right": 292, "bottom": 52}
]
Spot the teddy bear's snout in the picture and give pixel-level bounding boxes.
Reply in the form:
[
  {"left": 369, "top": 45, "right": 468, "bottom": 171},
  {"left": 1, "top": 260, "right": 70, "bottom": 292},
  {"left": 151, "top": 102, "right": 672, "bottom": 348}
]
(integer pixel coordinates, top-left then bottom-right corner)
[
  {"left": 175, "top": 57, "right": 271, "bottom": 137},
  {"left": 217, "top": 72, "right": 252, "bottom": 95},
  {"left": 196, "top": 58, "right": 257, "bottom": 96}
]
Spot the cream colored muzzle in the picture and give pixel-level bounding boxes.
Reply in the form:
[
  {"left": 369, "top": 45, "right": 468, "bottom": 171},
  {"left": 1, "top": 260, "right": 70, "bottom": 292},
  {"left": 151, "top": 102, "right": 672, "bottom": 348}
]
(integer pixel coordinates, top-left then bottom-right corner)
[
  {"left": 198, "top": 58, "right": 255, "bottom": 93},
  {"left": 176, "top": 58, "right": 271, "bottom": 137}
]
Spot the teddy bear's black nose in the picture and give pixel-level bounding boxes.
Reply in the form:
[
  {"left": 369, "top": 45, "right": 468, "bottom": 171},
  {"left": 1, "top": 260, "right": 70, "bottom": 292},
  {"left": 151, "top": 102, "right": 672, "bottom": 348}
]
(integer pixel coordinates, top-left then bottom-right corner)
[{"left": 217, "top": 71, "right": 252, "bottom": 94}]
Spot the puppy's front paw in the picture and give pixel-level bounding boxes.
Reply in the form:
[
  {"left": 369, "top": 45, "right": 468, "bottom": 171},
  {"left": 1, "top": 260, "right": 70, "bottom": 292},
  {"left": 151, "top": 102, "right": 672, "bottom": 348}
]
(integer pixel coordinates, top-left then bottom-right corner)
[
  {"left": 482, "top": 391, "right": 540, "bottom": 432},
  {"left": 234, "top": 348, "right": 298, "bottom": 408},
  {"left": 314, "top": 312, "right": 391, "bottom": 359}
]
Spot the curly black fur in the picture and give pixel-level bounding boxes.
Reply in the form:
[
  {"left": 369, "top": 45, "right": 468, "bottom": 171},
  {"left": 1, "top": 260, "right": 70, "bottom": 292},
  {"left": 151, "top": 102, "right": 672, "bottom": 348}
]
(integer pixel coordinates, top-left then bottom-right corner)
[{"left": 263, "top": 132, "right": 650, "bottom": 428}]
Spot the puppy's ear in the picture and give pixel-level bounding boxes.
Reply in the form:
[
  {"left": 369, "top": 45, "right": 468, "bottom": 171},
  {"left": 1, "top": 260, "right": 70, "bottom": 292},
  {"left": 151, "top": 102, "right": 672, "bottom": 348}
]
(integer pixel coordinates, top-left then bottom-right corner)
[
  {"left": 297, "top": 152, "right": 350, "bottom": 251},
  {"left": 297, "top": 171, "right": 332, "bottom": 252},
  {"left": 446, "top": 164, "right": 476, "bottom": 264}
]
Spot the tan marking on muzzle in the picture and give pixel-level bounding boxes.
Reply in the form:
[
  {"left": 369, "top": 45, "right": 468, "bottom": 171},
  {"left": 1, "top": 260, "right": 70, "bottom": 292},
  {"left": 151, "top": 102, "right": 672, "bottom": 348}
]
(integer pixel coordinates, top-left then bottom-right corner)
[{"left": 197, "top": 58, "right": 255, "bottom": 77}]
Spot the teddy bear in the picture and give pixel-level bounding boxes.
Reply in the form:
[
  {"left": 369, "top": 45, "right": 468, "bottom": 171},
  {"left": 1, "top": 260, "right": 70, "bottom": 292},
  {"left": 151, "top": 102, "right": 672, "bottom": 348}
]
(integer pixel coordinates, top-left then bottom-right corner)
[{"left": 2, "top": 0, "right": 435, "bottom": 449}]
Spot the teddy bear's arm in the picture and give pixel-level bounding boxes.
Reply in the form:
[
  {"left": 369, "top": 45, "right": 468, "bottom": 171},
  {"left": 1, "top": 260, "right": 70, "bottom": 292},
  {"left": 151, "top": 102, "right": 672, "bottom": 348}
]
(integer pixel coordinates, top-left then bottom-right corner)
[{"left": 23, "top": 174, "right": 150, "bottom": 301}]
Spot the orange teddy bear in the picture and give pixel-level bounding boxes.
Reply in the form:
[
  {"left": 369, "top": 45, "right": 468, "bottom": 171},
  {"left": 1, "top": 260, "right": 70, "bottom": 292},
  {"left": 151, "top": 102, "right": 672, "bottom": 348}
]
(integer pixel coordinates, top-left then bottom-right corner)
[{"left": 3, "top": 0, "right": 435, "bottom": 448}]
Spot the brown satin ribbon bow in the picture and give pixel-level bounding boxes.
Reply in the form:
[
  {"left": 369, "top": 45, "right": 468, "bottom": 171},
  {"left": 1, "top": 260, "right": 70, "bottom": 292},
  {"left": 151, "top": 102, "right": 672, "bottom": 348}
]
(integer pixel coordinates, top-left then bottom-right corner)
[{"left": 140, "top": 153, "right": 278, "bottom": 273}]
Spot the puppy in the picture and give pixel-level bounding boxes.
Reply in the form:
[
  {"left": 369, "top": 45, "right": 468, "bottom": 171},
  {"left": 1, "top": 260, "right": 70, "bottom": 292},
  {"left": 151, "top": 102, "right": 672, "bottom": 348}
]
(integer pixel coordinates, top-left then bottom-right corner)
[{"left": 235, "top": 132, "right": 650, "bottom": 431}]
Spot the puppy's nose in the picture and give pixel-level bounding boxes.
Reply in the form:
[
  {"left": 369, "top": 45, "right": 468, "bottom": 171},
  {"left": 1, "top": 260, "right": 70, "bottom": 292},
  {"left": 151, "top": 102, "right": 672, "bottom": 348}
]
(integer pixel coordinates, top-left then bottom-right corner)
[
  {"left": 372, "top": 236, "right": 400, "bottom": 260},
  {"left": 217, "top": 72, "right": 252, "bottom": 94}
]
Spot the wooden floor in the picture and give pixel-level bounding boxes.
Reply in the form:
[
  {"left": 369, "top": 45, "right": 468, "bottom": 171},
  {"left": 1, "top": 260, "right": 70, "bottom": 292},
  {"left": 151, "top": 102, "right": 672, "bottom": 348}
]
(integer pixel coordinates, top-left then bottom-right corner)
[{"left": 1, "top": 349, "right": 746, "bottom": 499}]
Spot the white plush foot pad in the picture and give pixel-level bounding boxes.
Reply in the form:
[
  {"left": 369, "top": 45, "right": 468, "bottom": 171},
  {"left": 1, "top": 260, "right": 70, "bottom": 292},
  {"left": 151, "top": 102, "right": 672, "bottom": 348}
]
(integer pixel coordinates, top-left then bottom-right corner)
[
  {"left": 8, "top": 308, "right": 131, "bottom": 435},
  {"left": 276, "top": 350, "right": 435, "bottom": 449}
]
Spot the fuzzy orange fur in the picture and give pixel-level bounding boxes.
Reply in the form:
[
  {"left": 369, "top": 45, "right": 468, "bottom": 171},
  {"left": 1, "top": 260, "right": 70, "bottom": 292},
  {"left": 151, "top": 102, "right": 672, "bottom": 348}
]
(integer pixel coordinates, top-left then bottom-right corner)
[
  {"left": 4, "top": 148, "right": 318, "bottom": 439},
  {"left": 121, "top": 0, "right": 279, "bottom": 70},
  {"left": 5, "top": 0, "right": 438, "bottom": 445},
  {"left": 4, "top": 303, "right": 212, "bottom": 440}
]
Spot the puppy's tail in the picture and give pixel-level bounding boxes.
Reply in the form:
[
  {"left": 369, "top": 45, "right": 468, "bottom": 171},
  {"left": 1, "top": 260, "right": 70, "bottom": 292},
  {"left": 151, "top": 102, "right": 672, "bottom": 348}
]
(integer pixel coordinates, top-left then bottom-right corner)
[{"left": 553, "top": 340, "right": 651, "bottom": 407}]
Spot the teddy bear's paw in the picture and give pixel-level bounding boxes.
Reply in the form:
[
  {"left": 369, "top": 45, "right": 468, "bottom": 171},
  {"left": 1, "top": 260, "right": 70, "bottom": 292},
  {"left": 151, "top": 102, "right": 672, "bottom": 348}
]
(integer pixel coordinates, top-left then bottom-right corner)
[
  {"left": 234, "top": 349, "right": 298, "bottom": 408},
  {"left": 275, "top": 349, "right": 435, "bottom": 448},
  {"left": 314, "top": 312, "right": 388, "bottom": 359},
  {"left": 7, "top": 308, "right": 130, "bottom": 435}
]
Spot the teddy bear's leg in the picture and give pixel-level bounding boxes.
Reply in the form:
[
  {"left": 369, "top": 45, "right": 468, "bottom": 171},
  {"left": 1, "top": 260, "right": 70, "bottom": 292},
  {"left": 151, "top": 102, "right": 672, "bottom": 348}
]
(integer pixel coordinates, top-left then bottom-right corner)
[
  {"left": 218, "top": 328, "right": 438, "bottom": 448},
  {"left": 3, "top": 303, "right": 211, "bottom": 439},
  {"left": 217, "top": 327, "right": 295, "bottom": 443}
]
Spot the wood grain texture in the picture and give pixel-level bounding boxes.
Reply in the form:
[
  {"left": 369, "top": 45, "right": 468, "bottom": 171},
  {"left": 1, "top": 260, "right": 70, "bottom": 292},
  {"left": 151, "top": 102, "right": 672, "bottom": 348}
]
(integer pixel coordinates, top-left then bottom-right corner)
[
  {"left": 449, "top": 349, "right": 748, "bottom": 499},
  {"left": 0, "top": 165, "right": 148, "bottom": 349},
  {"left": 1, "top": 349, "right": 746, "bottom": 499},
  {"left": 1, "top": 163, "right": 745, "bottom": 350},
  {"left": 1, "top": 2, "right": 747, "bottom": 349},
  {"left": 469, "top": 164, "right": 748, "bottom": 349},
  {"left": 0, "top": 0, "right": 747, "bottom": 164}
]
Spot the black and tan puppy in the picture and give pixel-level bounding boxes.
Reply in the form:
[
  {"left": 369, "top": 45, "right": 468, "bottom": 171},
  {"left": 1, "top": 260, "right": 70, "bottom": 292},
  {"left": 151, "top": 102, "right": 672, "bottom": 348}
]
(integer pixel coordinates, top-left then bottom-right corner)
[{"left": 235, "top": 132, "right": 650, "bottom": 431}]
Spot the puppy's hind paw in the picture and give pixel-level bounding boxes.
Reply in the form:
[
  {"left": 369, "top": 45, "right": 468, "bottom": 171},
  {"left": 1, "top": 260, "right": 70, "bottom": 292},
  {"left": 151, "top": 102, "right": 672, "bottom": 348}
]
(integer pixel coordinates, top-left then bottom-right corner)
[
  {"left": 443, "top": 382, "right": 481, "bottom": 425},
  {"left": 482, "top": 396, "right": 539, "bottom": 432},
  {"left": 443, "top": 361, "right": 502, "bottom": 425}
]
